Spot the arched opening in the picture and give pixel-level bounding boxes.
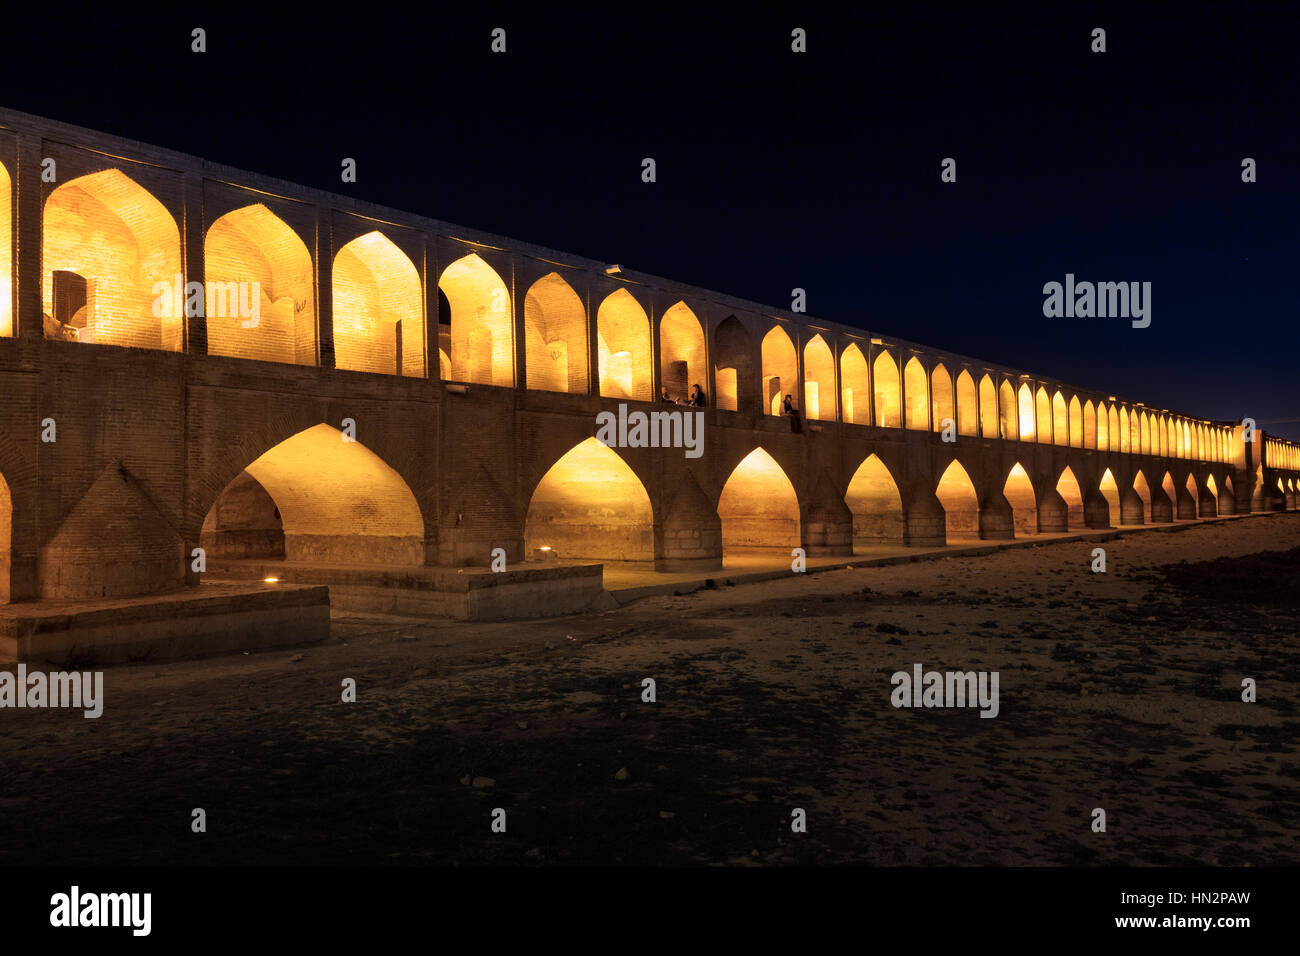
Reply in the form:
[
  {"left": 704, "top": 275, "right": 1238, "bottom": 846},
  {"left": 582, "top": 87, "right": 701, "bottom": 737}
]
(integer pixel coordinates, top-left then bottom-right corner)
[
  {"left": 524, "top": 437, "right": 652, "bottom": 561},
  {"left": 761, "top": 326, "right": 798, "bottom": 415},
  {"left": 1222, "top": 474, "right": 1235, "bottom": 512},
  {"left": 1057, "top": 466, "right": 1084, "bottom": 528},
  {"left": 332, "top": 231, "right": 424, "bottom": 377},
  {"left": 955, "top": 370, "right": 978, "bottom": 436},
  {"left": 1162, "top": 471, "right": 1178, "bottom": 510},
  {"left": 1096, "top": 402, "right": 1109, "bottom": 450},
  {"left": 1052, "top": 392, "right": 1068, "bottom": 446},
  {"left": 439, "top": 253, "right": 514, "bottom": 387},
  {"left": 980, "top": 375, "right": 999, "bottom": 437},
  {"left": 1206, "top": 473, "right": 1218, "bottom": 502},
  {"left": 660, "top": 301, "right": 706, "bottom": 404},
  {"left": 1129, "top": 409, "right": 1140, "bottom": 454},
  {"left": 1099, "top": 468, "right": 1121, "bottom": 520},
  {"left": 873, "top": 351, "right": 901, "bottom": 427},
  {"left": 1108, "top": 406, "right": 1120, "bottom": 451},
  {"left": 206, "top": 204, "right": 314, "bottom": 364},
  {"left": 1036, "top": 388, "right": 1052, "bottom": 444},
  {"left": 0, "top": 161, "right": 10, "bottom": 337},
  {"left": 524, "top": 272, "right": 587, "bottom": 394},
  {"left": 203, "top": 424, "right": 424, "bottom": 567},
  {"left": 0, "top": 471, "right": 10, "bottom": 603},
  {"left": 845, "top": 454, "right": 903, "bottom": 549},
  {"left": 931, "top": 363, "right": 955, "bottom": 433},
  {"left": 904, "top": 357, "right": 929, "bottom": 430},
  {"left": 1004, "top": 463, "right": 1037, "bottom": 535},
  {"left": 713, "top": 315, "right": 754, "bottom": 413},
  {"left": 936, "top": 459, "right": 979, "bottom": 541},
  {"left": 1140, "top": 413, "right": 1151, "bottom": 455},
  {"left": 1018, "top": 384, "right": 1035, "bottom": 441},
  {"left": 1070, "top": 396, "right": 1084, "bottom": 447},
  {"left": 718, "top": 448, "right": 800, "bottom": 555},
  {"left": 1133, "top": 471, "right": 1152, "bottom": 520},
  {"left": 802, "top": 334, "right": 836, "bottom": 420},
  {"left": 44, "top": 168, "right": 183, "bottom": 350},
  {"left": 840, "top": 343, "right": 870, "bottom": 424},
  {"left": 999, "top": 379, "right": 1018, "bottom": 439}
]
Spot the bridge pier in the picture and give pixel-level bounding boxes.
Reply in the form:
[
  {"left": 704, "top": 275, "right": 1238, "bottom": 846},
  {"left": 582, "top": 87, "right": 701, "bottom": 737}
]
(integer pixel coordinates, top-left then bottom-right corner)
[
  {"left": 977, "top": 492, "right": 1015, "bottom": 540},
  {"left": 1082, "top": 487, "right": 1111, "bottom": 528},
  {"left": 1119, "top": 486, "right": 1145, "bottom": 524},
  {"left": 1175, "top": 485, "right": 1198, "bottom": 520},
  {"left": 902, "top": 490, "right": 946, "bottom": 547},
  {"left": 1036, "top": 486, "right": 1069, "bottom": 533}
]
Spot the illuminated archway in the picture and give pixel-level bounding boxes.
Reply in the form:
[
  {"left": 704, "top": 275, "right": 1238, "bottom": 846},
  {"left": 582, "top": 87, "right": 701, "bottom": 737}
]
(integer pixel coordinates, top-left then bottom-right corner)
[
  {"left": 904, "top": 357, "right": 929, "bottom": 430},
  {"left": 1018, "top": 384, "right": 1035, "bottom": 441},
  {"left": 202, "top": 424, "right": 424, "bottom": 566},
  {"left": 1129, "top": 409, "right": 1140, "bottom": 453},
  {"left": 1133, "top": 471, "right": 1152, "bottom": 520},
  {"left": 525, "top": 273, "right": 587, "bottom": 393},
  {"left": 1004, "top": 463, "right": 1037, "bottom": 535},
  {"left": 955, "top": 370, "right": 977, "bottom": 435},
  {"left": 1140, "top": 413, "right": 1150, "bottom": 455},
  {"left": 1205, "top": 473, "right": 1218, "bottom": 502},
  {"left": 1000, "top": 380, "right": 1018, "bottom": 439},
  {"left": 845, "top": 454, "right": 903, "bottom": 548},
  {"left": 802, "top": 334, "right": 836, "bottom": 420},
  {"left": 873, "top": 351, "right": 901, "bottom": 427},
  {"left": 979, "top": 375, "right": 998, "bottom": 437},
  {"left": 713, "top": 315, "right": 753, "bottom": 413},
  {"left": 0, "top": 161, "right": 10, "bottom": 337},
  {"left": 660, "top": 301, "right": 706, "bottom": 403},
  {"left": 1108, "top": 405, "right": 1120, "bottom": 451},
  {"left": 333, "top": 231, "right": 424, "bottom": 377},
  {"left": 0, "top": 471, "right": 10, "bottom": 603},
  {"left": 1096, "top": 403, "right": 1109, "bottom": 450},
  {"left": 1099, "top": 468, "right": 1121, "bottom": 521},
  {"left": 1052, "top": 391, "right": 1068, "bottom": 446},
  {"left": 440, "top": 253, "right": 514, "bottom": 387},
  {"left": 44, "top": 168, "right": 183, "bottom": 350},
  {"left": 206, "top": 204, "right": 314, "bottom": 364},
  {"left": 524, "top": 437, "right": 652, "bottom": 561},
  {"left": 761, "top": 326, "right": 798, "bottom": 415},
  {"left": 1057, "top": 466, "right": 1084, "bottom": 528},
  {"left": 1070, "top": 396, "right": 1083, "bottom": 447},
  {"left": 936, "top": 459, "right": 979, "bottom": 539},
  {"left": 718, "top": 448, "right": 800, "bottom": 553},
  {"left": 840, "top": 343, "right": 870, "bottom": 424},
  {"left": 1036, "top": 388, "right": 1052, "bottom": 444},
  {"left": 931, "top": 364, "right": 955, "bottom": 433}
]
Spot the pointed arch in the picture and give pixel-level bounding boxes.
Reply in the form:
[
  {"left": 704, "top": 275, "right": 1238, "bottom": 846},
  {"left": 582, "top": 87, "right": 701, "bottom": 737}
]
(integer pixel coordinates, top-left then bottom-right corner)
[
  {"left": 955, "top": 370, "right": 977, "bottom": 436},
  {"left": 660, "top": 301, "right": 706, "bottom": 403},
  {"left": 1133, "top": 470, "right": 1152, "bottom": 519},
  {"left": 761, "top": 325, "right": 798, "bottom": 416},
  {"left": 873, "top": 350, "right": 901, "bottom": 428},
  {"left": 840, "top": 343, "right": 870, "bottom": 425},
  {"left": 0, "top": 471, "right": 10, "bottom": 602},
  {"left": 1082, "top": 400, "right": 1096, "bottom": 449},
  {"left": 525, "top": 272, "right": 587, "bottom": 394},
  {"left": 333, "top": 231, "right": 425, "bottom": 377},
  {"left": 1099, "top": 467, "right": 1121, "bottom": 517},
  {"left": 1035, "top": 387, "right": 1052, "bottom": 444},
  {"left": 596, "top": 288, "right": 652, "bottom": 400},
  {"left": 718, "top": 448, "right": 800, "bottom": 553},
  {"left": 45, "top": 168, "right": 183, "bottom": 350},
  {"left": 802, "top": 333, "right": 836, "bottom": 420},
  {"left": 1069, "top": 395, "right": 1083, "bottom": 447},
  {"left": 931, "top": 363, "right": 955, "bottom": 433},
  {"left": 0, "top": 161, "right": 10, "bottom": 337},
  {"left": 845, "top": 454, "right": 903, "bottom": 547},
  {"left": 1016, "top": 384, "right": 1034, "bottom": 440},
  {"left": 1004, "top": 463, "right": 1037, "bottom": 534},
  {"left": 904, "top": 357, "right": 929, "bottom": 430},
  {"left": 439, "top": 253, "right": 514, "bottom": 387},
  {"left": 1000, "top": 379, "right": 1019, "bottom": 439},
  {"left": 713, "top": 315, "right": 754, "bottom": 413},
  {"left": 1057, "top": 466, "right": 1084, "bottom": 528},
  {"left": 979, "top": 374, "right": 998, "bottom": 438},
  {"left": 1140, "top": 412, "right": 1151, "bottom": 455},
  {"left": 936, "top": 459, "right": 979, "bottom": 539},
  {"left": 1051, "top": 391, "right": 1067, "bottom": 446}
]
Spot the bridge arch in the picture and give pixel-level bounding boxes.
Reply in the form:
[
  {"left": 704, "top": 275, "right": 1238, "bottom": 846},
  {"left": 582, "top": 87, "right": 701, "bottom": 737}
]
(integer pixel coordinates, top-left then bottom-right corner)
[
  {"left": 206, "top": 203, "right": 315, "bottom": 365},
  {"left": 1004, "top": 462, "right": 1037, "bottom": 535},
  {"left": 332, "top": 231, "right": 425, "bottom": 377},
  {"left": 904, "top": 357, "right": 929, "bottom": 430},
  {"left": 999, "top": 379, "right": 1018, "bottom": 439},
  {"left": 524, "top": 272, "right": 587, "bottom": 394},
  {"left": 874, "top": 351, "right": 901, "bottom": 427},
  {"left": 956, "top": 369, "right": 978, "bottom": 436},
  {"left": 713, "top": 315, "right": 754, "bottom": 413},
  {"left": 1099, "top": 467, "right": 1121, "bottom": 524},
  {"left": 1055, "top": 465, "right": 1085, "bottom": 529},
  {"left": 979, "top": 374, "right": 998, "bottom": 437},
  {"left": 761, "top": 325, "right": 798, "bottom": 415},
  {"left": 1017, "top": 384, "right": 1035, "bottom": 441},
  {"left": 440, "top": 253, "right": 514, "bottom": 387},
  {"left": 0, "top": 471, "right": 9, "bottom": 602},
  {"left": 0, "top": 161, "right": 9, "bottom": 337},
  {"left": 43, "top": 168, "right": 183, "bottom": 350},
  {"left": 202, "top": 423, "right": 425, "bottom": 567},
  {"left": 524, "top": 437, "right": 653, "bottom": 561},
  {"left": 935, "top": 458, "right": 979, "bottom": 540},
  {"left": 1052, "top": 391, "right": 1068, "bottom": 446},
  {"left": 845, "top": 453, "right": 904, "bottom": 548},
  {"left": 802, "top": 333, "right": 836, "bottom": 420},
  {"left": 718, "top": 447, "right": 800, "bottom": 556},
  {"left": 840, "top": 343, "right": 870, "bottom": 424},
  {"left": 1036, "top": 387, "right": 1052, "bottom": 443},
  {"left": 931, "top": 363, "right": 955, "bottom": 433},
  {"left": 660, "top": 302, "right": 706, "bottom": 403}
]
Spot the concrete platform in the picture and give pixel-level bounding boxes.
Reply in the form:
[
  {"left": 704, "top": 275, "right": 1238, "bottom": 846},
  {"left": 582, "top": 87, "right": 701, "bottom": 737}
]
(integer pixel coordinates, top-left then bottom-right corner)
[
  {"left": 0, "top": 582, "right": 330, "bottom": 666},
  {"left": 209, "top": 560, "right": 608, "bottom": 620}
]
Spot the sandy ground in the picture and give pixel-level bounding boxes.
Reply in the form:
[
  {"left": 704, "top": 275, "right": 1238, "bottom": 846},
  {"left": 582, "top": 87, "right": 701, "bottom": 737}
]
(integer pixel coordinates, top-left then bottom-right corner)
[{"left": 1, "top": 514, "right": 1297, "bottom": 866}]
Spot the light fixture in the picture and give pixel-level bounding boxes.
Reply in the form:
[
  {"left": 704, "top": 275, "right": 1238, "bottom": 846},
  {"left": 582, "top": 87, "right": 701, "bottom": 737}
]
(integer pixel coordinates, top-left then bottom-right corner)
[
  {"left": 263, "top": 576, "right": 279, "bottom": 584},
  {"left": 605, "top": 264, "right": 623, "bottom": 275}
]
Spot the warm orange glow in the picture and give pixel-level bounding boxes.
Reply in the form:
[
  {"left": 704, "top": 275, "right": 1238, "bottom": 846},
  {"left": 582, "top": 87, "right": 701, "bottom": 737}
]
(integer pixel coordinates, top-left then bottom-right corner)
[
  {"left": 43, "top": 169, "right": 182, "bottom": 350},
  {"left": 525, "top": 273, "right": 587, "bottom": 393},
  {"left": 714, "top": 316, "right": 753, "bottom": 413},
  {"left": 1083, "top": 400, "right": 1096, "bottom": 449},
  {"left": 936, "top": 460, "right": 979, "bottom": 537},
  {"left": 715, "top": 367, "right": 738, "bottom": 411},
  {"left": 0, "top": 471, "right": 10, "bottom": 603},
  {"left": 930, "top": 364, "right": 954, "bottom": 434},
  {"left": 1133, "top": 471, "right": 1152, "bottom": 517},
  {"left": 1036, "top": 388, "right": 1052, "bottom": 444},
  {"left": 1018, "top": 384, "right": 1035, "bottom": 441},
  {"left": 719, "top": 448, "right": 799, "bottom": 551},
  {"left": 206, "top": 204, "right": 315, "bottom": 364},
  {"left": 1099, "top": 468, "right": 1120, "bottom": 519},
  {"left": 873, "top": 351, "right": 901, "bottom": 427},
  {"left": 333, "top": 231, "right": 425, "bottom": 377},
  {"left": 0, "top": 162, "right": 10, "bottom": 337},
  {"left": 979, "top": 375, "right": 998, "bottom": 437},
  {"left": 840, "top": 343, "right": 870, "bottom": 425},
  {"left": 845, "top": 453, "right": 903, "bottom": 546},
  {"left": 762, "top": 326, "right": 798, "bottom": 416},
  {"left": 263, "top": 576, "right": 279, "bottom": 583},
  {"left": 999, "top": 380, "right": 1018, "bottom": 439},
  {"left": 1004, "top": 462, "right": 1037, "bottom": 535},
  {"left": 440, "top": 253, "right": 514, "bottom": 387},
  {"left": 660, "top": 302, "right": 706, "bottom": 403},
  {"left": 203, "top": 423, "right": 424, "bottom": 566},
  {"left": 525, "top": 437, "right": 652, "bottom": 560},
  {"left": 803, "top": 334, "right": 836, "bottom": 421},
  {"left": 1069, "top": 395, "right": 1083, "bottom": 447},
  {"left": 597, "top": 289, "right": 651, "bottom": 400},
  {"left": 956, "top": 369, "right": 977, "bottom": 436},
  {"left": 904, "top": 357, "right": 928, "bottom": 430},
  {"left": 1057, "top": 466, "right": 1084, "bottom": 527},
  {"left": 1052, "top": 391, "right": 1068, "bottom": 446},
  {"left": 1096, "top": 402, "right": 1109, "bottom": 450}
]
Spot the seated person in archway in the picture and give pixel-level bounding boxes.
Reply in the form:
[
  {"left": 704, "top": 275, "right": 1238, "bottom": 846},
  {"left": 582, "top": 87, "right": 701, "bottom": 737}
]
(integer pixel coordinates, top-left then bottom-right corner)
[
  {"left": 660, "top": 386, "right": 675, "bottom": 403},
  {"left": 690, "top": 383, "right": 707, "bottom": 407},
  {"left": 783, "top": 393, "right": 802, "bottom": 433}
]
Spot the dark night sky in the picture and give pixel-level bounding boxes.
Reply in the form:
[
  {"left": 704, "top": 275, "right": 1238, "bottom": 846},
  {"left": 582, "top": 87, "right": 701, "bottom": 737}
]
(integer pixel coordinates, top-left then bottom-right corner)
[{"left": 3, "top": 7, "right": 1296, "bottom": 437}]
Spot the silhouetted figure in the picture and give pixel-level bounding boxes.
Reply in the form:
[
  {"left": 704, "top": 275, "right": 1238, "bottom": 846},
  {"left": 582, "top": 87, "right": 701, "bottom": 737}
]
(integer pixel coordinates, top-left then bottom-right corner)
[
  {"left": 660, "top": 386, "right": 674, "bottom": 403},
  {"left": 690, "top": 383, "right": 707, "bottom": 407},
  {"left": 784, "top": 394, "right": 802, "bottom": 433}
]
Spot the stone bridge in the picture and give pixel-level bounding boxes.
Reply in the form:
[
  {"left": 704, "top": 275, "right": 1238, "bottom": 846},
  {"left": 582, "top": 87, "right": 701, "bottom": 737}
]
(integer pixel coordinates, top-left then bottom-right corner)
[{"left": 0, "top": 106, "right": 1296, "bottom": 609}]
